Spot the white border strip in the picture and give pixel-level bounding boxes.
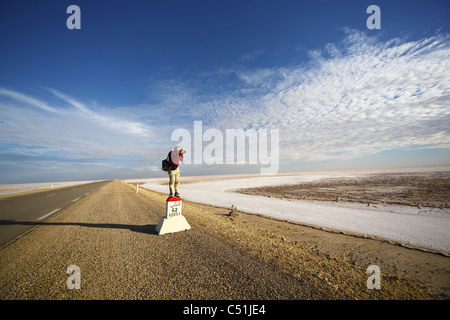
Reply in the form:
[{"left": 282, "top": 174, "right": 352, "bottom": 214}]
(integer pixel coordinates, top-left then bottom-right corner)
[{"left": 37, "top": 208, "right": 60, "bottom": 221}]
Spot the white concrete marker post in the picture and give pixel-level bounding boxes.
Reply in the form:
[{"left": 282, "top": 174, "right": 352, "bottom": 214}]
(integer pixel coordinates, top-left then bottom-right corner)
[
  {"left": 155, "top": 196, "right": 191, "bottom": 235},
  {"left": 136, "top": 184, "right": 139, "bottom": 193}
]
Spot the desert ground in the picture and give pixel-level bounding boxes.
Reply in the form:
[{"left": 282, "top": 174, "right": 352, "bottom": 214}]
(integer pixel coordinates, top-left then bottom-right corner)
[
  {"left": 236, "top": 170, "right": 449, "bottom": 209},
  {"left": 0, "top": 180, "right": 102, "bottom": 197},
  {"left": 134, "top": 167, "right": 450, "bottom": 254},
  {"left": 127, "top": 167, "right": 450, "bottom": 298},
  {"left": 1, "top": 180, "right": 448, "bottom": 299}
]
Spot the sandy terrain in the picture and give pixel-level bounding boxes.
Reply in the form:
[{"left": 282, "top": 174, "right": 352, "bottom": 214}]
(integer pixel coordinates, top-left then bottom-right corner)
[
  {"left": 0, "top": 180, "right": 447, "bottom": 299},
  {"left": 0, "top": 180, "right": 103, "bottom": 197},
  {"left": 0, "top": 181, "right": 325, "bottom": 299},
  {"left": 132, "top": 167, "right": 450, "bottom": 254},
  {"left": 236, "top": 170, "right": 450, "bottom": 209}
]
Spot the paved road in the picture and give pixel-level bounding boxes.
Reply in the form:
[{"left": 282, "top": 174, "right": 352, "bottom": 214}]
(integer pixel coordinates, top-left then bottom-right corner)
[
  {"left": 0, "top": 180, "right": 109, "bottom": 246},
  {"left": 0, "top": 180, "right": 438, "bottom": 301},
  {"left": 0, "top": 180, "right": 326, "bottom": 300}
]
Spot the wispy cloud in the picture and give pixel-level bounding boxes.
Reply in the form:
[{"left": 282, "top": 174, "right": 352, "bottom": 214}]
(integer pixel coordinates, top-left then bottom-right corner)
[
  {"left": 0, "top": 88, "right": 61, "bottom": 114},
  {"left": 1, "top": 29, "right": 449, "bottom": 182},
  {"left": 239, "top": 49, "right": 265, "bottom": 62},
  {"left": 187, "top": 30, "right": 450, "bottom": 163},
  {"left": 46, "top": 88, "right": 152, "bottom": 138},
  {"left": 0, "top": 88, "right": 163, "bottom": 169}
]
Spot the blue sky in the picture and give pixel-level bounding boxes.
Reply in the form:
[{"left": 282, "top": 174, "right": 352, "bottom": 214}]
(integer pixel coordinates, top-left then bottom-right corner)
[{"left": 0, "top": 0, "right": 449, "bottom": 183}]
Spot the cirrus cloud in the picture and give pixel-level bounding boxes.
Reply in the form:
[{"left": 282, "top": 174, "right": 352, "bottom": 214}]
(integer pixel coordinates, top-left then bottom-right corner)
[
  {"left": 1, "top": 29, "right": 449, "bottom": 183},
  {"left": 195, "top": 30, "right": 450, "bottom": 163},
  {"left": 0, "top": 87, "right": 161, "bottom": 165}
]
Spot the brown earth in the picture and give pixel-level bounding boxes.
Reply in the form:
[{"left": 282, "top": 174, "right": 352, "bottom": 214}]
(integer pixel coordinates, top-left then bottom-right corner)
[
  {"left": 235, "top": 171, "right": 450, "bottom": 208},
  {"left": 0, "top": 180, "right": 448, "bottom": 300}
]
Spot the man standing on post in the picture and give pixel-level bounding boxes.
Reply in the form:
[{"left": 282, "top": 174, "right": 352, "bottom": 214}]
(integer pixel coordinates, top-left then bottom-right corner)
[{"left": 167, "top": 146, "right": 184, "bottom": 197}]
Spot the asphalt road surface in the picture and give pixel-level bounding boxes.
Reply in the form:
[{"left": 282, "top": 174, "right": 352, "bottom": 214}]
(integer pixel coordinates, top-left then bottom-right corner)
[
  {"left": 0, "top": 179, "right": 443, "bottom": 302},
  {"left": 0, "top": 180, "right": 327, "bottom": 300},
  {"left": 0, "top": 180, "right": 109, "bottom": 246}
]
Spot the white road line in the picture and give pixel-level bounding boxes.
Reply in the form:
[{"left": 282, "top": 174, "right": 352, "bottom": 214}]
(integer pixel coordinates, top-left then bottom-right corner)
[
  {"left": 37, "top": 208, "right": 60, "bottom": 221},
  {"left": 72, "top": 197, "right": 80, "bottom": 202},
  {"left": 47, "top": 193, "right": 57, "bottom": 197}
]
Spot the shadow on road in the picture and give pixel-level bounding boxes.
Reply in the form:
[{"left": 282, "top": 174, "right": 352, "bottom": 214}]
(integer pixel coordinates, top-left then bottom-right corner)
[{"left": 0, "top": 220, "right": 158, "bottom": 235}]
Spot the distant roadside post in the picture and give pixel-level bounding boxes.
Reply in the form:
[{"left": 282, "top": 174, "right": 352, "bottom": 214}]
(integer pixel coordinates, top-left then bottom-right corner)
[{"left": 156, "top": 196, "right": 191, "bottom": 235}]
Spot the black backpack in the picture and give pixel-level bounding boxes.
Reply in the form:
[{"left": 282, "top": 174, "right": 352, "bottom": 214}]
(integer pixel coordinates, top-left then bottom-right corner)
[{"left": 161, "top": 158, "right": 170, "bottom": 172}]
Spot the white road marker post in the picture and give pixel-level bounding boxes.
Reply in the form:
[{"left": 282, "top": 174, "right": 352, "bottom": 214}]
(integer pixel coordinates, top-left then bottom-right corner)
[
  {"left": 155, "top": 196, "right": 191, "bottom": 235},
  {"left": 136, "top": 184, "right": 139, "bottom": 193}
]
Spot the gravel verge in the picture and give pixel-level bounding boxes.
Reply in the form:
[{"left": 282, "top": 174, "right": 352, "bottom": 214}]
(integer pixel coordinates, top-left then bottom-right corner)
[{"left": 0, "top": 180, "right": 446, "bottom": 299}]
